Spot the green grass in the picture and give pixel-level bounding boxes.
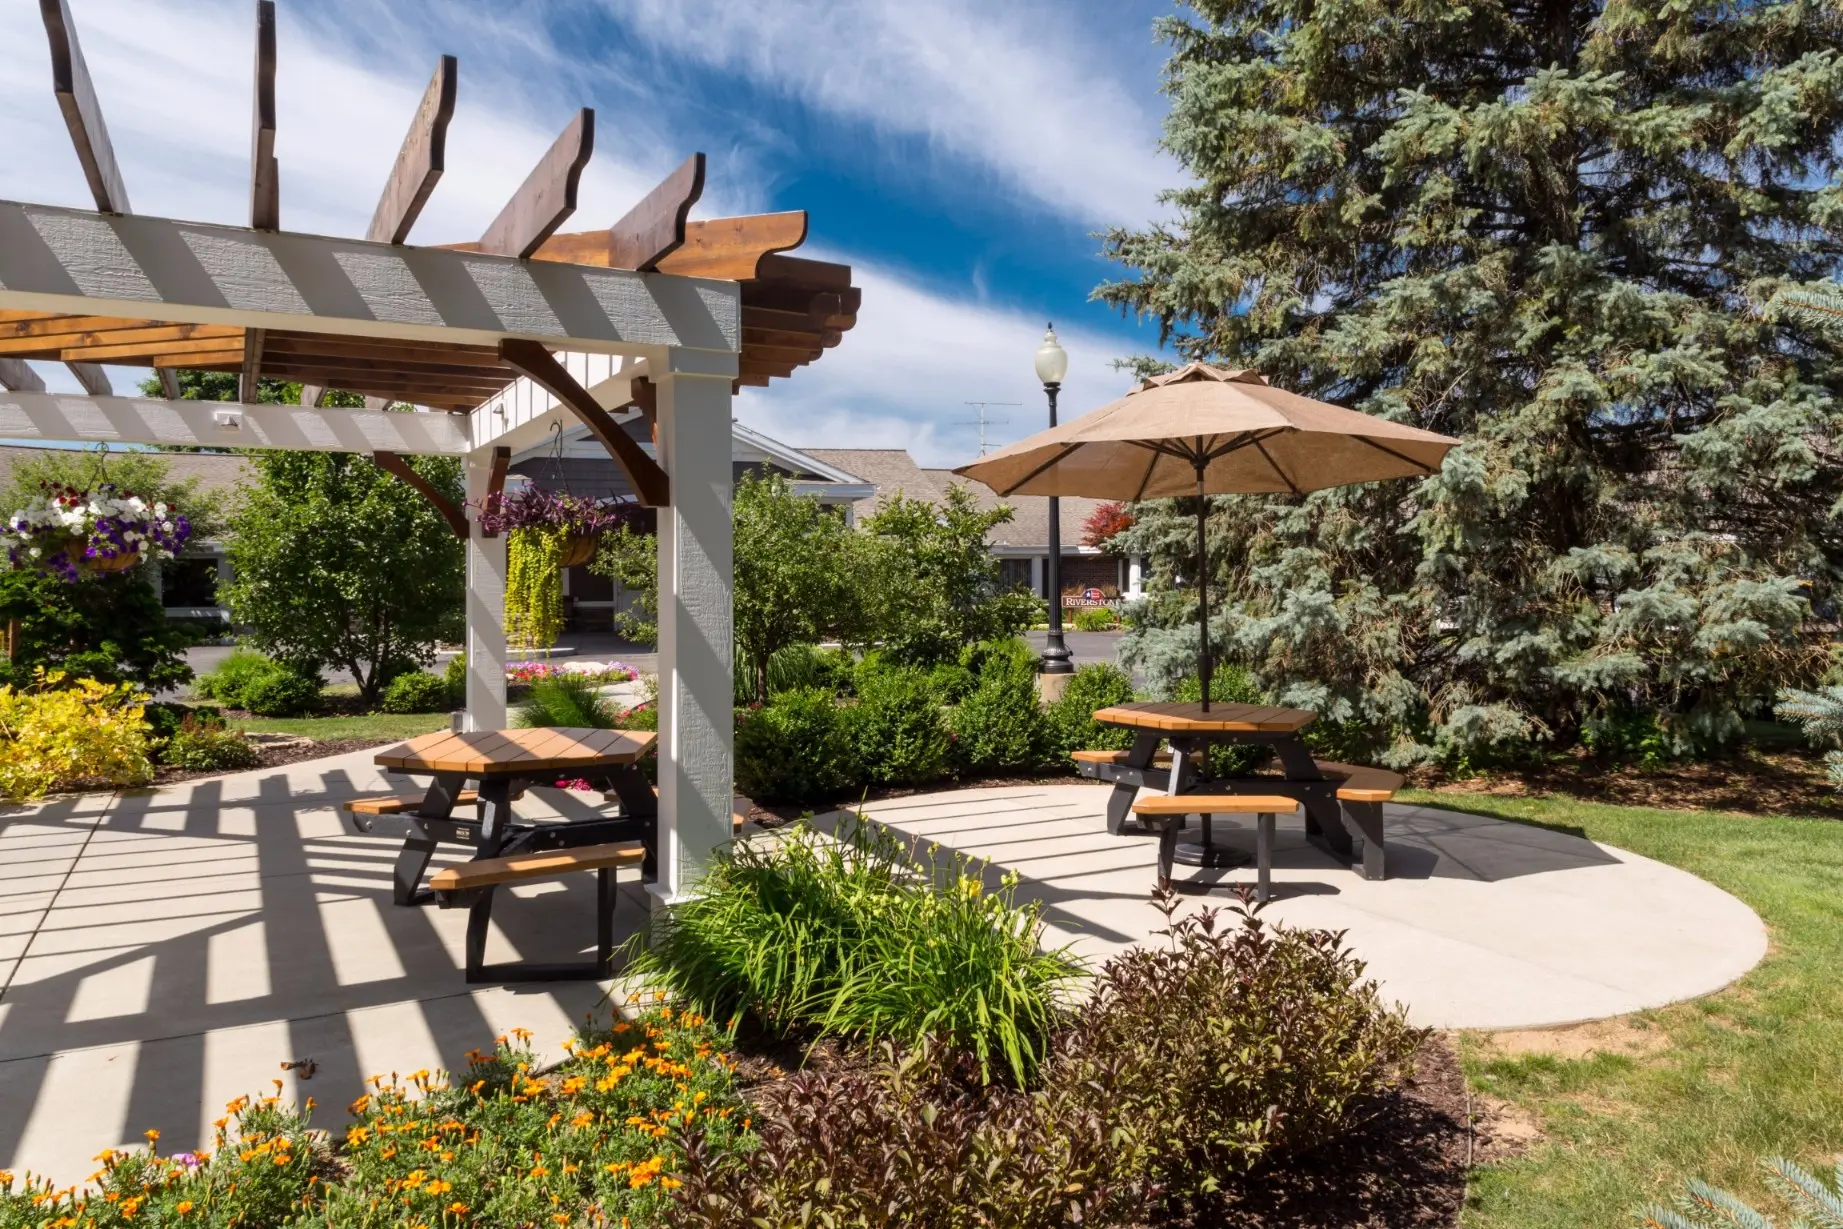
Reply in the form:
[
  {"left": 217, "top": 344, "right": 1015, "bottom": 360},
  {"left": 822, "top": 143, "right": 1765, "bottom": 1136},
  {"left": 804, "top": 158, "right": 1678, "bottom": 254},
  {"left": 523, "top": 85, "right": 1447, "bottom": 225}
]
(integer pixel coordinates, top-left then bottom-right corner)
[
  {"left": 227, "top": 711, "right": 449, "bottom": 741},
  {"left": 1392, "top": 789, "right": 1843, "bottom": 1227}
]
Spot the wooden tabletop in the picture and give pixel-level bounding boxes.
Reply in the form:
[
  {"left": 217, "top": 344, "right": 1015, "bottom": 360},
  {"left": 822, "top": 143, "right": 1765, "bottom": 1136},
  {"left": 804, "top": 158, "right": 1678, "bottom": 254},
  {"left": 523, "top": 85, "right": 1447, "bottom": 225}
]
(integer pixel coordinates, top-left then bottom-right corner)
[
  {"left": 1091, "top": 701, "right": 1316, "bottom": 734},
  {"left": 375, "top": 727, "right": 658, "bottom": 775}
]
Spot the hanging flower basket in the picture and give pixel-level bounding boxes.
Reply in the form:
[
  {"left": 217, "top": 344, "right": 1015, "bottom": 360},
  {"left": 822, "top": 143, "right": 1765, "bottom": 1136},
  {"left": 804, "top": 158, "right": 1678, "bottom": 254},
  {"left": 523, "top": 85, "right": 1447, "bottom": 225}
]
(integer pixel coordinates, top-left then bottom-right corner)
[
  {"left": 472, "top": 488, "right": 650, "bottom": 652},
  {"left": 558, "top": 534, "right": 598, "bottom": 568},
  {"left": 4, "top": 483, "right": 191, "bottom": 583}
]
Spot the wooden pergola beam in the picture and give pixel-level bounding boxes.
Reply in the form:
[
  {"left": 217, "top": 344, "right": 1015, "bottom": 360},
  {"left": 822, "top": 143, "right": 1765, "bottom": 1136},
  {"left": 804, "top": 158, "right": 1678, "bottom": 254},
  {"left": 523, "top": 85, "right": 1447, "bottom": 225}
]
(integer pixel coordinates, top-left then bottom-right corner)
[
  {"left": 481, "top": 445, "right": 510, "bottom": 538},
  {"left": 0, "top": 315, "right": 244, "bottom": 343},
  {"left": 607, "top": 153, "right": 705, "bottom": 272},
  {"left": 0, "top": 201, "right": 742, "bottom": 357},
  {"left": 0, "top": 358, "right": 47, "bottom": 392},
  {"left": 499, "top": 339, "right": 668, "bottom": 506},
  {"left": 241, "top": 327, "right": 266, "bottom": 402},
  {"left": 369, "top": 56, "right": 458, "bottom": 245},
  {"left": 375, "top": 450, "right": 468, "bottom": 538},
  {"left": 66, "top": 362, "right": 110, "bottom": 395},
  {"left": 0, "top": 389, "right": 471, "bottom": 454},
  {"left": 478, "top": 109, "right": 593, "bottom": 259},
  {"left": 250, "top": 0, "right": 279, "bottom": 230},
  {"left": 40, "top": 0, "right": 128, "bottom": 214}
]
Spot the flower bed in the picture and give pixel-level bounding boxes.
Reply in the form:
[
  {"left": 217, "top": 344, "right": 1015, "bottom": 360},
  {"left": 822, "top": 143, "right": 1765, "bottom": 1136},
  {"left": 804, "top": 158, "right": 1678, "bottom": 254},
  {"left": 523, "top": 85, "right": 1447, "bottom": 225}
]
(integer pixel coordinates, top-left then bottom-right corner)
[{"left": 507, "top": 660, "right": 640, "bottom": 686}]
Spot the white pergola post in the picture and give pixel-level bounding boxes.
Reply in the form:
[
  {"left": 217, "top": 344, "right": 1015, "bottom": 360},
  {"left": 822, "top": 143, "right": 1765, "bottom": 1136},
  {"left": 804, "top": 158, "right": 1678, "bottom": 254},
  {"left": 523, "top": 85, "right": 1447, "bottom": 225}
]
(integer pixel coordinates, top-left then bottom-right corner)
[
  {"left": 463, "top": 448, "right": 509, "bottom": 730},
  {"left": 650, "top": 357, "right": 735, "bottom": 904}
]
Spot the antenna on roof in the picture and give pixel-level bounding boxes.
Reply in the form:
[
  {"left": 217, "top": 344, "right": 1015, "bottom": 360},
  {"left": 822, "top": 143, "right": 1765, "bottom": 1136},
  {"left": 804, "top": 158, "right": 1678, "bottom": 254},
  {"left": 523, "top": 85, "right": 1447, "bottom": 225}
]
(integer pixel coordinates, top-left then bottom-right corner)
[{"left": 957, "top": 401, "right": 1020, "bottom": 455}]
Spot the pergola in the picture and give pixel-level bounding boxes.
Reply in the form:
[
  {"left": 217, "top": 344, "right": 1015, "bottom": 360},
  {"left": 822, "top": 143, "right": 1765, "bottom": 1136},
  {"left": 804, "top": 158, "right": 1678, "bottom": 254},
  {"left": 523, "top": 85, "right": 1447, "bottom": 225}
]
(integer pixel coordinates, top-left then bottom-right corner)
[{"left": 0, "top": 0, "right": 862, "bottom": 902}]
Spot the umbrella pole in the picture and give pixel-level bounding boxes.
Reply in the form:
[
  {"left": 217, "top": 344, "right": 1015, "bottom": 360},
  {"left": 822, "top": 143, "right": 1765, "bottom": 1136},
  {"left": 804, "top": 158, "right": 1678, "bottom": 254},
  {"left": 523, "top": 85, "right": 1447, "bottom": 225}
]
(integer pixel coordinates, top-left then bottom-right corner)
[{"left": 1195, "top": 461, "right": 1210, "bottom": 713}]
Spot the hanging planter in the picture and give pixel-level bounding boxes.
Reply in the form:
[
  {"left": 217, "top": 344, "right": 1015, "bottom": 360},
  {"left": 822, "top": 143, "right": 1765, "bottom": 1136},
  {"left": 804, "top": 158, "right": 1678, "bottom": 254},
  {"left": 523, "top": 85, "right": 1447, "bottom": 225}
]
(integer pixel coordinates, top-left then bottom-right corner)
[
  {"left": 3, "top": 483, "right": 191, "bottom": 583},
  {"left": 473, "top": 488, "right": 647, "bottom": 652}
]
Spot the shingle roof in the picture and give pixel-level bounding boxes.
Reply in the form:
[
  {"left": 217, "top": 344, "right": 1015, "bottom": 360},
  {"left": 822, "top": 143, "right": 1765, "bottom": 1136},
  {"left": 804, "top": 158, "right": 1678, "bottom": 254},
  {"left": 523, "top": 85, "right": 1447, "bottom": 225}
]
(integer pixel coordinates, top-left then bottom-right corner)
[
  {"left": 799, "top": 448, "right": 943, "bottom": 522},
  {"left": 924, "top": 469, "right": 1109, "bottom": 551},
  {"left": 0, "top": 445, "right": 253, "bottom": 500}
]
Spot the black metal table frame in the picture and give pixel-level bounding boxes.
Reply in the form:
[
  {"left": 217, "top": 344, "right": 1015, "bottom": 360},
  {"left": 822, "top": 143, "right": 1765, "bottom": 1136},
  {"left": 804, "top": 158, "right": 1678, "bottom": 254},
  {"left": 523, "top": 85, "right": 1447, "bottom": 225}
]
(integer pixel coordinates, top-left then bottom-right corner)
[
  {"left": 345, "top": 763, "right": 660, "bottom": 906},
  {"left": 1089, "top": 727, "right": 1357, "bottom": 868}
]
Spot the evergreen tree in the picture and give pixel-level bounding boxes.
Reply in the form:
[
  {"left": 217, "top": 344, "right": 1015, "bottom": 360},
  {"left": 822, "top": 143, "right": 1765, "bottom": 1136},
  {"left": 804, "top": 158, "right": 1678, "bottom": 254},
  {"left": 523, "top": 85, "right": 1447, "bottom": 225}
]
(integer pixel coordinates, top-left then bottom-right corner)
[{"left": 1102, "top": 0, "right": 1843, "bottom": 761}]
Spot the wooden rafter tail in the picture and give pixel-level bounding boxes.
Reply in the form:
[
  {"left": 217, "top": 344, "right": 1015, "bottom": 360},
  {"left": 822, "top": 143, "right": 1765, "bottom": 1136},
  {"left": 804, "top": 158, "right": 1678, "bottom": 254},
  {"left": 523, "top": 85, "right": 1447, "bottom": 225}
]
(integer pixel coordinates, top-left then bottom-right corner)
[
  {"left": 369, "top": 55, "right": 458, "bottom": 244},
  {"left": 374, "top": 451, "right": 468, "bottom": 539},
  {"left": 40, "top": 0, "right": 129, "bottom": 213},
  {"left": 0, "top": 358, "right": 47, "bottom": 393},
  {"left": 250, "top": 0, "right": 279, "bottom": 230},
  {"left": 606, "top": 152, "right": 706, "bottom": 272},
  {"left": 499, "top": 339, "right": 668, "bottom": 507},
  {"left": 66, "top": 362, "right": 110, "bottom": 395},
  {"left": 241, "top": 328, "right": 266, "bottom": 403},
  {"left": 478, "top": 108, "right": 594, "bottom": 259},
  {"left": 654, "top": 211, "right": 807, "bottom": 280}
]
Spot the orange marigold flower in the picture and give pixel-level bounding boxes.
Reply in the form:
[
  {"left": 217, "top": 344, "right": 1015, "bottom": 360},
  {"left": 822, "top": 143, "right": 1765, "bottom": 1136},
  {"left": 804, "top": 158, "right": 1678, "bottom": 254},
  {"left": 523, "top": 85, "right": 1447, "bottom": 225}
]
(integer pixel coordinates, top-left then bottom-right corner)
[{"left": 175, "top": 1201, "right": 194, "bottom": 1215}]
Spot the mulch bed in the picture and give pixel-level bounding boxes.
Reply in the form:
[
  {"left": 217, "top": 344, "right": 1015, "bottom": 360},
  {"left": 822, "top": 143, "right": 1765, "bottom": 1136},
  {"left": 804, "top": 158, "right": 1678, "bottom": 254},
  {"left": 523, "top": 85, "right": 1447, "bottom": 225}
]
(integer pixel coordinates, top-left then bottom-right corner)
[
  {"left": 147, "top": 737, "right": 389, "bottom": 787},
  {"left": 1409, "top": 749, "right": 1841, "bottom": 819}
]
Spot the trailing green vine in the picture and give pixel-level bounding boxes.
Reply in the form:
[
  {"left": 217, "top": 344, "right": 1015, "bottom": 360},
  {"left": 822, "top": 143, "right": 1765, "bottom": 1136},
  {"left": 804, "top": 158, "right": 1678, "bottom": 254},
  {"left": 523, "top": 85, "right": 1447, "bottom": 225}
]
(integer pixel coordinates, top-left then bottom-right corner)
[{"left": 506, "top": 525, "right": 567, "bottom": 650}]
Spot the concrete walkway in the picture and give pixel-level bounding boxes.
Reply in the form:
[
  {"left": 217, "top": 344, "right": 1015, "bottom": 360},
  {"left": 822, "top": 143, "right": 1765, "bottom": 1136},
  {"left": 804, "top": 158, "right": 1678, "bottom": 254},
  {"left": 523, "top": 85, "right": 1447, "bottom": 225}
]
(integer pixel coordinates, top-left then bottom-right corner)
[
  {"left": 0, "top": 765, "right": 1766, "bottom": 1187},
  {"left": 835, "top": 785, "right": 1767, "bottom": 1031}
]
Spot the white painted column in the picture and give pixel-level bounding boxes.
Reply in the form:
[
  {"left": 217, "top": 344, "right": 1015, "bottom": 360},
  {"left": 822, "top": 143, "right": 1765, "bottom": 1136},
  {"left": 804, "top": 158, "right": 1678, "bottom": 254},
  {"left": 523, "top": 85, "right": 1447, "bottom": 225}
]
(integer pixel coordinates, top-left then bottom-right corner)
[
  {"left": 1128, "top": 554, "right": 1145, "bottom": 600},
  {"left": 650, "top": 361, "right": 734, "bottom": 904},
  {"left": 463, "top": 448, "right": 508, "bottom": 730},
  {"left": 1029, "top": 555, "right": 1045, "bottom": 599}
]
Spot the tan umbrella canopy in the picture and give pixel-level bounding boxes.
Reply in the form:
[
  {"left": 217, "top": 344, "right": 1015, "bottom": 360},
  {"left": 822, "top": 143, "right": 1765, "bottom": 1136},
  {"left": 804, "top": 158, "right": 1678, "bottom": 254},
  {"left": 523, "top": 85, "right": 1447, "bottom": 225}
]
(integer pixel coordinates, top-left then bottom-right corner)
[
  {"left": 957, "top": 363, "right": 1457, "bottom": 500},
  {"left": 955, "top": 363, "right": 1461, "bottom": 709}
]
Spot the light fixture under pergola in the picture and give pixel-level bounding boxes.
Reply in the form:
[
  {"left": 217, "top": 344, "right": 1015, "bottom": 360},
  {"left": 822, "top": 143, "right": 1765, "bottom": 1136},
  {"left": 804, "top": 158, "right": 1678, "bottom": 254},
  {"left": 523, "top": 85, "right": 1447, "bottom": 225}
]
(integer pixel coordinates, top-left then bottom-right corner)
[{"left": 0, "top": 0, "right": 858, "bottom": 902}]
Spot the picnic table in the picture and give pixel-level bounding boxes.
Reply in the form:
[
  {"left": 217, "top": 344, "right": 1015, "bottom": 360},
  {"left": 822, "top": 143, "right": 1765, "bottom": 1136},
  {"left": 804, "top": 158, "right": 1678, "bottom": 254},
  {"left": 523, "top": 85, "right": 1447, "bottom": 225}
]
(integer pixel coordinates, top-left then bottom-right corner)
[
  {"left": 1084, "top": 701, "right": 1365, "bottom": 872},
  {"left": 346, "top": 727, "right": 659, "bottom": 906}
]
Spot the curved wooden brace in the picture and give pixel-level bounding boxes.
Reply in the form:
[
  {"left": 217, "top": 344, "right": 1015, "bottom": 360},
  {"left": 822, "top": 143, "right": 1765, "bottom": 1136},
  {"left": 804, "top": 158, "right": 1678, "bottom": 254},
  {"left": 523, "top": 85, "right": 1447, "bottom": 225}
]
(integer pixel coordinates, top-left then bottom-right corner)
[{"left": 374, "top": 450, "right": 468, "bottom": 539}]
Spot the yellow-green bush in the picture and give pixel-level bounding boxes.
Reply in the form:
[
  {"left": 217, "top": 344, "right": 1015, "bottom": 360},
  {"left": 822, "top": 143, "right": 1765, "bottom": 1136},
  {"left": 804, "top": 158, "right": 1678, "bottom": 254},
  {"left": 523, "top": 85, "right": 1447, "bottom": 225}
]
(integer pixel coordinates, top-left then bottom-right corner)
[{"left": 0, "top": 670, "right": 153, "bottom": 800}]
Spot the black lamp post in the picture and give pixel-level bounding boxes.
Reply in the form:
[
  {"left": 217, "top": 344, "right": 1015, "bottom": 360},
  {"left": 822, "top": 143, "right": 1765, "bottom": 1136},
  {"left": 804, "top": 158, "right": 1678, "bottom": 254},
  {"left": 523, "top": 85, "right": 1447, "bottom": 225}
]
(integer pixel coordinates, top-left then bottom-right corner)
[{"left": 1035, "top": 324, "right": 1074, "bottom": 675}]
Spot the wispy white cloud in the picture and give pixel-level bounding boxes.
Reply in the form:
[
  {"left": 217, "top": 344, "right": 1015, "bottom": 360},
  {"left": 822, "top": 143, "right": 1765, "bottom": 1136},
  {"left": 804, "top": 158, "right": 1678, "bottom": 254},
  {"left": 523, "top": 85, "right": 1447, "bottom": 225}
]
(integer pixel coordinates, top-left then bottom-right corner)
[
  {"left": 737, "top": 256, "right": 1140, "bottom": 469},
  {"left": 604, "top": 0, "right": 1173, "bottom": 228}
]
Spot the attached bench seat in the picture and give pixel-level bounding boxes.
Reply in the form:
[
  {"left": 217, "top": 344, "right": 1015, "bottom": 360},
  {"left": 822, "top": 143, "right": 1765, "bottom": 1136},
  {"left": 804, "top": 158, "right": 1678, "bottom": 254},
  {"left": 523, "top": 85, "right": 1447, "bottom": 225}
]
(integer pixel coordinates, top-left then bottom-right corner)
[
  {"left": 345, "top": 790, "right": 479, "bottom": 816},
  {"left": 1071, "top": 748, "right": 1173, "bottom": 767},
  {"left": 1313, "top": 760, "right": 1405, "bottom": 880},
  {"left": 1132, "top": 794, "right": 1300, "bottom": 901},
  {"left": 431, "top": 841, "right": 645, "bottom": 983}
]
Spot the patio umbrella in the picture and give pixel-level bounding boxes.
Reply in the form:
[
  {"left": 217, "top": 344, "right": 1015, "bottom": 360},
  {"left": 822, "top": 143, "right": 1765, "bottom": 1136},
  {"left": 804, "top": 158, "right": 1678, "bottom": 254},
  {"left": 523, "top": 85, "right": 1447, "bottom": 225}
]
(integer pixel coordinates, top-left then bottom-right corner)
[{"left": 954, "top": 363, "right": 1460, "bottom": 710}]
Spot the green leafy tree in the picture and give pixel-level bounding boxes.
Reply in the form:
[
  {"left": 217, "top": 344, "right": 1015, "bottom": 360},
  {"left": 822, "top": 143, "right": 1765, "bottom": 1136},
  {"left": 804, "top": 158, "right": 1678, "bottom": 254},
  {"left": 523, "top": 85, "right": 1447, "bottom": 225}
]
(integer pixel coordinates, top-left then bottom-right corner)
[
  {"left": 732, "top": 473, "right": 865, "bottom": 704},
  {"left": 1103, "top": 0, "right": 1843, "bottom": 762},
  {"left": 861, "top": 484, "right": 1039, "bottom": 667},
  {"left": 589, "top": 526, "right": 660, "bottom": 646},
  {"left": 222, "top": 452, "right": 462, "bottom": 704},
  {"left": 0, "top": 568, "right": 196, "bottom": 693}
]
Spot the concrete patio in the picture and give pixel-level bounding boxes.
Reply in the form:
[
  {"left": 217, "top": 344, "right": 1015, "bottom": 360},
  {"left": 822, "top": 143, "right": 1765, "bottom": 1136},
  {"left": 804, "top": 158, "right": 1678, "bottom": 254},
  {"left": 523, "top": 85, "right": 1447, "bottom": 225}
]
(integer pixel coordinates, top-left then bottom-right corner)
[{"left": 0, "top": 756, "right": 1766, "bottom": 1187}]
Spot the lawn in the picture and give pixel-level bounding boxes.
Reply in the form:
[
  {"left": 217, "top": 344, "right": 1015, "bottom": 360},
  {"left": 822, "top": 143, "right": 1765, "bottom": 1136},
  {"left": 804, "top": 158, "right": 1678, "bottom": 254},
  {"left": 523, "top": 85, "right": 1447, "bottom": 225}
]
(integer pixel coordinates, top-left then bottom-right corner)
[
  {"left": 226, "top": 711, "right": 450, "bottom": 741},
  {"left": 1395, "top": 789, "right": 1843, "bottom": 1226}
]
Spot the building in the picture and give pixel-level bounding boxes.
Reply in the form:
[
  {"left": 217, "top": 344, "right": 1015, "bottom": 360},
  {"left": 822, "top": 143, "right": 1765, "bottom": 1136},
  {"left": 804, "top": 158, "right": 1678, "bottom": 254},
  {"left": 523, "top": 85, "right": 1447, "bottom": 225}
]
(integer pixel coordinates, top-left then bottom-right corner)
[{"left": 803, "top": 448, "right": 1147, "bottom": 607}]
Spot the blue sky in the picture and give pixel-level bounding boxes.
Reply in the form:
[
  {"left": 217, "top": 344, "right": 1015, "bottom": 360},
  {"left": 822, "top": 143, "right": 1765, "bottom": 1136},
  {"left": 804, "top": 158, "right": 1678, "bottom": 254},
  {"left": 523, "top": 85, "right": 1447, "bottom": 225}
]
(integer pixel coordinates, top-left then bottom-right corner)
[{"left": 0, "top": 0, "right": 1185, "bottom": 465}]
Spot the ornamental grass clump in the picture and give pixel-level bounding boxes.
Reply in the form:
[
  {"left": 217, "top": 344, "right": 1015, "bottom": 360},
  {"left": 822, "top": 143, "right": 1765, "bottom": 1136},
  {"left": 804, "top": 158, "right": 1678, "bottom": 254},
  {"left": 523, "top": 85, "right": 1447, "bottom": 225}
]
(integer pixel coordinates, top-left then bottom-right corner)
[{"left": 625, "top": 818, "right": 1081, "bottom": 1085}]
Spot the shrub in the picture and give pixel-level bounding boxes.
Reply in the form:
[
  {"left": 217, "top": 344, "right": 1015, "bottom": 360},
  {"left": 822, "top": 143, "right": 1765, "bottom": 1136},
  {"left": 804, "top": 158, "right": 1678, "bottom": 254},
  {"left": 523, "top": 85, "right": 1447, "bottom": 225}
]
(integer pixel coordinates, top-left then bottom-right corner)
[
  {"left": 442, "top": 649, "right": 467, "bottom": 698},
  {"left": 161, "top": 712, "right": 261, "bottom": 772},
  {"left": 1174, "top": 666, "right": 1272, "bottom": 775},
  {"left": 734, "top": 687, "right": 856, "bottom": 805},
  {"left": 380, "top": 670, "right": 453, "bottom": 714},
  {"left": 0, "top": 670, "right": 153, "bottom": 800},
  {"left": 239, "top": 669, "right": 323, "bottom": 718},
  {"left": 851, "top": 667, "right": 950, "bottom": 786},
  {"left": 192, "top": 647, "right": 283, "bottom": 707},
  {"left": 952, "top": 640, "right": 1047, "bottom": 775},
  {"left": 1056, "top": 888, "right": 1423, "bottom": 1199},
  {"left": 671, "top": 1040, "right": 1151, "bottom": 1229},
  {"left": 625, "top": 818, "right": 1080, "bottom": 1084},
  {"left": 923, "top": 659, "right": 976, "bottom": 704},
  {"left": 1072, "top": 606, "right": 1119, "bottom": 632},
  {"left": 1044, "top": 662, "right": 1138, "bottom": 762},
  {"left": 515, "top": 673, "right": 618, "bottom": 729},
  {"left": 142, "top": 699, "right": 191, "bottom": 744},
  {"left": 1637, "top": 1155, "right": 1843, "bottom": 1229}
]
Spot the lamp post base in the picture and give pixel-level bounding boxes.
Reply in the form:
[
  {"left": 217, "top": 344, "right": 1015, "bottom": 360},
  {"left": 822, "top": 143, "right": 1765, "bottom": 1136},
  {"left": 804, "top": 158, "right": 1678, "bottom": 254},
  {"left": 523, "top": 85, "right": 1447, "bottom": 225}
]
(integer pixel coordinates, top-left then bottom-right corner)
[{"left": 1039, "top": 632, "right": 1075, "bottom": 675}]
